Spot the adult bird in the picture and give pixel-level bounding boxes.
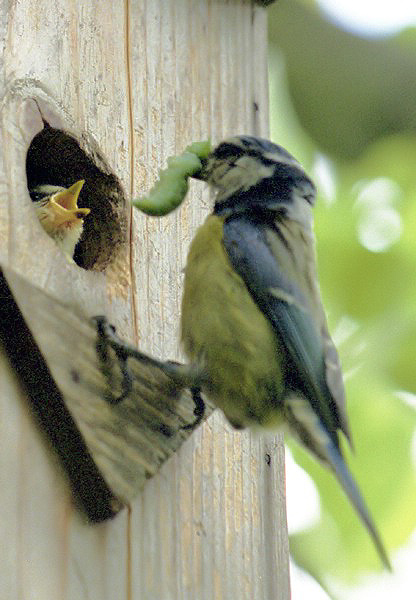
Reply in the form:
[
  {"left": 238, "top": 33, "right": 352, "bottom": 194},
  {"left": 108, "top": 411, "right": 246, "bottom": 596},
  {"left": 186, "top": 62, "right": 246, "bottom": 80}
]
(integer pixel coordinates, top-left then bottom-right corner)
[
  {"left": 180, "top": 135, "right": 390, "bottom": 569},
  {"left": 96, "top": 135, "right": 390, "bottom": 568},
  {"left": 30, "top": 179, "right": 90, "bottom": 261}
]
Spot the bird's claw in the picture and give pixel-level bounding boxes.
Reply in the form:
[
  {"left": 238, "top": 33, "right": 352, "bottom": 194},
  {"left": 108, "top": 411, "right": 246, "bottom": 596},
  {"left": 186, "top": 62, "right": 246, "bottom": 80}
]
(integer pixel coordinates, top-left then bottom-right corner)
[
  {"left": 181, "top": 386, "right": 205, "bottom": 430},
  {"left": 93, "top": 315, "right": 134, "bottom": 404},
  {"left": 93, "top": 316, "right": 206, "bottom": 431}
]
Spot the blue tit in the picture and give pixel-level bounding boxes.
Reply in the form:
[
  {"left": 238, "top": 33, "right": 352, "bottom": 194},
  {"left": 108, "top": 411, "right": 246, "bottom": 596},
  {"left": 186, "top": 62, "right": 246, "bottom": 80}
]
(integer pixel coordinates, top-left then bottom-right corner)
[
  {"left": 181, "top": 135, "right": 390, "bottom": 569},
  {"left": 30, "top": 180, "right": 90, "bottom": 261}
]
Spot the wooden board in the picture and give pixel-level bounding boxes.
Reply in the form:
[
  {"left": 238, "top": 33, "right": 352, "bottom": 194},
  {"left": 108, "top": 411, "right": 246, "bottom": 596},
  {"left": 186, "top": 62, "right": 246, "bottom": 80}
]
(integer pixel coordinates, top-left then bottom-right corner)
[
  {"left": 1, "top": 264, "right": 206, "bottom": 514},
  {"left": 0, "top": 2, "right": 290, "bottom": 598}
]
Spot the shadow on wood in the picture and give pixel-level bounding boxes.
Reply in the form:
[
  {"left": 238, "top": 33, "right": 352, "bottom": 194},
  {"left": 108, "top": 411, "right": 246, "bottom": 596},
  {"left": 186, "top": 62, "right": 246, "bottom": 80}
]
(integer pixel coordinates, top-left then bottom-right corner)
[{"left": 0, "top": 263, "right": 211, "bottom": 521}]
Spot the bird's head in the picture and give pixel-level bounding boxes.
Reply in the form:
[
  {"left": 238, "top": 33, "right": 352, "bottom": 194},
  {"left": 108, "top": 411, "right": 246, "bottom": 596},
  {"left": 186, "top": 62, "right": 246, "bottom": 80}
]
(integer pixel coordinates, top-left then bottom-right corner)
[
  {"left": 193, "top": 136, "right": 316, "bottom": 217},
  {"left": 30, "top": 179, "right": 90, "bottom": 259},
  {"left": 30, "top": 180, "right": 90, "bottom": 232}
]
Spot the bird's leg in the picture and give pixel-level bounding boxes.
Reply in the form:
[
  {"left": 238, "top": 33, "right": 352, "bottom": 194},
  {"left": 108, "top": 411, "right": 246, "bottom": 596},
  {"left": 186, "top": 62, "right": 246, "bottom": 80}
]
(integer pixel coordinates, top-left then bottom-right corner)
[
  {"left": 181, "top": 386, "right": 206, "bottom": 430},
  {"left": 94, "top": 316, "right": 134, "bottom": 404},
  {"left": 93, "top": 316, "right": 200, "bottom": 405},
  {"left": 162, "top": 359, "right": 206, "bottom": 430}
]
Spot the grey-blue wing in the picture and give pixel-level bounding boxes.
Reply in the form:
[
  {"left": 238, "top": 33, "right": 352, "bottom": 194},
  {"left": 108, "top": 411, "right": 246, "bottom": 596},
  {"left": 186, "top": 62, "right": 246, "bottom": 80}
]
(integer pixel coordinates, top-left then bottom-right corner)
[
  {"left": 223, "top": 214, "right": 342, "bottom": 448},
  {"left": 223, "top": 215, "right": 390, "bottom": 568}
]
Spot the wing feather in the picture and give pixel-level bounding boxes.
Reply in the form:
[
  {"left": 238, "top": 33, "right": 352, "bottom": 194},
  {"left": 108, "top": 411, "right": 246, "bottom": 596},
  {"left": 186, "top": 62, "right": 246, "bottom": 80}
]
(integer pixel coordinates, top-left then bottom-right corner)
[{"left": 223, "top": 214, "right": 350, "bottom": 447}]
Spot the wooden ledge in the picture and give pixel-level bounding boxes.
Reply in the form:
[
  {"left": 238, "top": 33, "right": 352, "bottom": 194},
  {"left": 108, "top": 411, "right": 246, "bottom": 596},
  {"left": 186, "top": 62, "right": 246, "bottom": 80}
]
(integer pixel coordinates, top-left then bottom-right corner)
[{"left": 0, "top": 263, "right": 211, "bottom": 521}]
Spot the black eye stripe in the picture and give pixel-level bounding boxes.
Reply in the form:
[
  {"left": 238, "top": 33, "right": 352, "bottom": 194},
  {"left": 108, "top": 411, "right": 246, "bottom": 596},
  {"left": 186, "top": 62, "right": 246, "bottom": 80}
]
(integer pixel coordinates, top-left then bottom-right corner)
[
  {"left": 213, "top": 144, "right": 246, "bottom": 160},
  {"left": 214, "top": 145, "right": 278, "bottom": 168},
  {"left": 218, "top": 136, "right": 297, "bottom": 161},
  {"left": 213, "top": 141, "right": 297, "bottom": 169},
  {"left": 211, "top": 139, "right": 315, "bottom": 198}
]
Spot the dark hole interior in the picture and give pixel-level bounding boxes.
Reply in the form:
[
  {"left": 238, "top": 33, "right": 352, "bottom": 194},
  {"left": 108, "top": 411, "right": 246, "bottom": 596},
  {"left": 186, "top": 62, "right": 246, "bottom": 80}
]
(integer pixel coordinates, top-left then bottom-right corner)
[{"left": 26, "top": 121, "right": 128, "bottom": 270}]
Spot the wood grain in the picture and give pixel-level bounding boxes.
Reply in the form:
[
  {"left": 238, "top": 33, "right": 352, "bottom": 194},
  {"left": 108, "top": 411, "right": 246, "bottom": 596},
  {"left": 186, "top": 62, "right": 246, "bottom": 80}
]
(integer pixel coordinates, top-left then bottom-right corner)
[
  {"left": 0, "top": 1, "right": 290, "bottom": 598},
  {"left": 2, "top": 264, "right": 207, "bottom": 505}
]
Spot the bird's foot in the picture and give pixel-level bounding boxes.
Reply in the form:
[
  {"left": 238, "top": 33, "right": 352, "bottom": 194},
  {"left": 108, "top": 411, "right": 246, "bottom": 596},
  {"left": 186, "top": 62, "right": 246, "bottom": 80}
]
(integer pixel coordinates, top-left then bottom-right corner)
[
  {"left": 181, "top": 386, "right": 206, "bottom": 430},
  {"left": 93, "top": 316, "right": 206, "bottom": 430},
  {"left": 93, "top": 315, "right": 135, "bottom": 404}
]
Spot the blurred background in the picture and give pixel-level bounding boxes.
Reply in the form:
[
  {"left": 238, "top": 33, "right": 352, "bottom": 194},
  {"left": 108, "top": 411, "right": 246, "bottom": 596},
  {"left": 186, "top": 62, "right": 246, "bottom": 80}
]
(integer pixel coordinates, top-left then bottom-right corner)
[{"left": 267, "top": 1, "right": 416, "bottom": 597}]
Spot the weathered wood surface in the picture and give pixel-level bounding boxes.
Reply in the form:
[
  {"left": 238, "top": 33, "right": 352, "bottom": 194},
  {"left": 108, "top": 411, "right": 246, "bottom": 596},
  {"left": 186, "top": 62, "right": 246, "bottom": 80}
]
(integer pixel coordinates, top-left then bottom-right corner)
[
  {"left": 0, "top": 1, "right": 290, "bottom": 599},
  {"left": 1, "top": 264, "right": 209, "bottom": 511}
]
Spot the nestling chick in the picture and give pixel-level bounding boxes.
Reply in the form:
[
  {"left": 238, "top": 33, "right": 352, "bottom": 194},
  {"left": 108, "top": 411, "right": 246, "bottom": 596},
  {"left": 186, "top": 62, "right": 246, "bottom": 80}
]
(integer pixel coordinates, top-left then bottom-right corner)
[{"left": 30, "top": 180, "right": 90, "bottom": 261}]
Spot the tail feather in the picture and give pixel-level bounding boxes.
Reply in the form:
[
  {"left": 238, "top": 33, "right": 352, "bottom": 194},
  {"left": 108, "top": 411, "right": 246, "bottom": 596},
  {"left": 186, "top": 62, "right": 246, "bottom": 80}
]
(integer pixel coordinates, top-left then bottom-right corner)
[
  {"left": 323, "top": 429, "right": 392, "bottom": 571},
  {"left": 285, "top": 396, "right": 391, "bottom": 570}
]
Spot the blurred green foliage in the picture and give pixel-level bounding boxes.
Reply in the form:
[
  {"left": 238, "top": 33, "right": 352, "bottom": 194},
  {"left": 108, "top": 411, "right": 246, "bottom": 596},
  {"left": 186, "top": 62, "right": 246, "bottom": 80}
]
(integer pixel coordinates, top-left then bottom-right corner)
[
  {"left": 269, "top": 0, "right": 416, "bottom": 159},
  {"left": 268, "top": 0, "right": 416, "bottom": 592}
]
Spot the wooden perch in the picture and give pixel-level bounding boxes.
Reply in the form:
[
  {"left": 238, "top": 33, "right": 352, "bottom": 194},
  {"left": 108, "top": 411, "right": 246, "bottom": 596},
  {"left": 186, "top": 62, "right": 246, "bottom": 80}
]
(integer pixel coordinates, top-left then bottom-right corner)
[{"left": 0, "top": 263, "right": 212, "bottom": 520}]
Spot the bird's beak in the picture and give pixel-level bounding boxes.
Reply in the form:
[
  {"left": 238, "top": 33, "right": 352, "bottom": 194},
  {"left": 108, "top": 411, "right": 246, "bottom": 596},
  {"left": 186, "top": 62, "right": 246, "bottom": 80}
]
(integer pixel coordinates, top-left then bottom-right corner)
[
  {"left": 51, "top": 180, "right": 90, "bottom": 225},
  {"left": 191, "top": 157, "right": 210, "bottom": 181}
]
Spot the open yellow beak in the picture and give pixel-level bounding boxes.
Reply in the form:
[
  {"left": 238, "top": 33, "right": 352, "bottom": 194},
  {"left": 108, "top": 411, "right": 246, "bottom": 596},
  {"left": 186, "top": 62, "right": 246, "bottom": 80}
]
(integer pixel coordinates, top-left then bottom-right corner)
[{"left": 51, "top": 180, "right": 90, "bottom": 225}]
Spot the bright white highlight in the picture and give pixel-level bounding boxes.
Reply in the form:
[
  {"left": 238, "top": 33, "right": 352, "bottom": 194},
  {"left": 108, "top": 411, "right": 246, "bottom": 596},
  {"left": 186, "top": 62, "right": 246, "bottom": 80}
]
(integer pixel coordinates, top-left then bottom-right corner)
[
  {"left": 331, "top": 315, "right": 360, "bottom": 347},
  {"left": 312, "top": 154, "right": 337, "bottom": 205},
  {"left": 395, "top": 390, "right": 416, "bottom": 412},
  {"left": 317, "top": 0, "right": 416, "bottom": 35},
  {"left": 285, "top": 448, "right": 321, "bottom": 534},
  {"left": 291, "top": 559, "right": 332, "bottom": 600},
  {"left": 354, "top": 178, "right": 403, "bottom": 253}
]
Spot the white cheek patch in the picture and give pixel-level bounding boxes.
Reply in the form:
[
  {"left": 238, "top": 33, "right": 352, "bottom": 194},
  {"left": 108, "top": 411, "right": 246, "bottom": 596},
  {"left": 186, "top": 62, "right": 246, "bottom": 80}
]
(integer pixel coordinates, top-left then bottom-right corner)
[
  {"left": 238, "top": 156, "right": 275, "bottom": 191},
  {"left": 214, "top": 156, "right": 275, "bottom": 200}
]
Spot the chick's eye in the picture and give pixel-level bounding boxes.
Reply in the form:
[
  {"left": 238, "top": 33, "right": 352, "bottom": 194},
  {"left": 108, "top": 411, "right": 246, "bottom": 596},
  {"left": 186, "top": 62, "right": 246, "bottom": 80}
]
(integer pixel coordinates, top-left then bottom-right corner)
[{"left": 30, "top": 192, "right": 45, "bottom": 202}]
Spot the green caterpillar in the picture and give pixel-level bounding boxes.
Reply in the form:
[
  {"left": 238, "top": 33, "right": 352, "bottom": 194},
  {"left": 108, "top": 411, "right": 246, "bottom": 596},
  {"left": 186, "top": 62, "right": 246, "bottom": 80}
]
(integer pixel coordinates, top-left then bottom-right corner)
[{"left": 133, "top": 140, "right": 212, "bottom": 216}]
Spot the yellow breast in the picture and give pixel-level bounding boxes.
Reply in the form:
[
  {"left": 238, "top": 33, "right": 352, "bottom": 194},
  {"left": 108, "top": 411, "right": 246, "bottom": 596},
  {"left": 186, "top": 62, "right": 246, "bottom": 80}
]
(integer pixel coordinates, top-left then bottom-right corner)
[{"left": 180, "top": 215, "right": 284, "bottom": 428}]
